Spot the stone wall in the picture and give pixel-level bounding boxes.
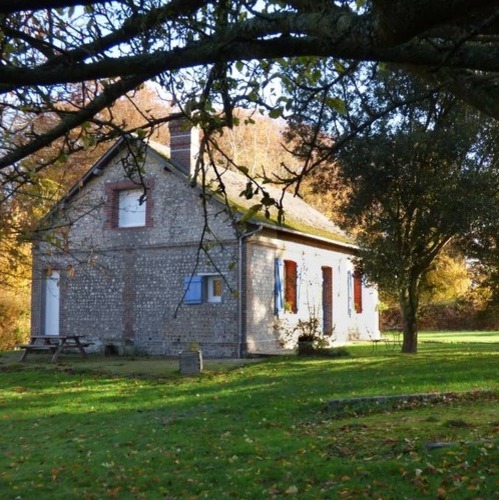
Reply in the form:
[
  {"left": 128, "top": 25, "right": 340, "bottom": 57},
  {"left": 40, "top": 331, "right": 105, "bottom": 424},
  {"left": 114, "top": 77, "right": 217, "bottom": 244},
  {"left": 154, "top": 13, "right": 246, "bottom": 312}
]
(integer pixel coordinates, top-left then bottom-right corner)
[
  {"left": 32, "top": 143, "right": 241, "bottom": 357},
  {"left": 31, "top": 140, "right": 380, "bottom": 358}
]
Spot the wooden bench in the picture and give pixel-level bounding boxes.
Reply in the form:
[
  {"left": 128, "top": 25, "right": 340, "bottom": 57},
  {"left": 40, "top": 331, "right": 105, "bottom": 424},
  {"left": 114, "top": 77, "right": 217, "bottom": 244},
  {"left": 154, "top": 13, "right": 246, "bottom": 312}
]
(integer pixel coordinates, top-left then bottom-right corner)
[{"left": 17, "top": 344, "right": 57, "bottom": 351}]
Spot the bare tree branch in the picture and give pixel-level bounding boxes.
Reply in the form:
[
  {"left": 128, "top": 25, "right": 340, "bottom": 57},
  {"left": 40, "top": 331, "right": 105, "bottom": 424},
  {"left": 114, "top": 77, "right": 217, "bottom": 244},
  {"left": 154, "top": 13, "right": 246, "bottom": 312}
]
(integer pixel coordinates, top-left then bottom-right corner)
[
  {"left": 0, "top": 75, "right": 148, "bottom": 169},
  {"left": 0, "top": 0, "right": 498, "bottom": 173}
]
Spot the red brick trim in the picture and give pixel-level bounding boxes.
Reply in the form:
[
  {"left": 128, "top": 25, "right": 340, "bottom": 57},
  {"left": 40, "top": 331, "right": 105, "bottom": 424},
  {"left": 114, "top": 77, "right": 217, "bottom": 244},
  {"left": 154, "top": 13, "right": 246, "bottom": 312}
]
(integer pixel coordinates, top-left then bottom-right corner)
[{"left": 104, "top": 178, "right": 155, "bottom": 229}]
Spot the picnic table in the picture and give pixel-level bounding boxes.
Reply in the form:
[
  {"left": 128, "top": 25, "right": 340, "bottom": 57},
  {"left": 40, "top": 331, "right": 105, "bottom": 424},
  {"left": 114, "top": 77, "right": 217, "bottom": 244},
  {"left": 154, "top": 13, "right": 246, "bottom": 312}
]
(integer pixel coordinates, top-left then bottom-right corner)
[{"left": 17, "top": 335, "right": 90, "bottom": 362}]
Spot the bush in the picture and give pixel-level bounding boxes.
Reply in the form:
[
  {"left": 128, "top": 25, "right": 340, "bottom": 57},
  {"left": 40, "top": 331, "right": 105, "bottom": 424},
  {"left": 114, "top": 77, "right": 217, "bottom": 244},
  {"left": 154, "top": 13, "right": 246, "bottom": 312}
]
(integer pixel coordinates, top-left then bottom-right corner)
[
  {"left": 0, "top": 288, "right": 30, "bottom": 350},
  {"left": 380, "top": 300, "right": 499, "bottom": 331}
]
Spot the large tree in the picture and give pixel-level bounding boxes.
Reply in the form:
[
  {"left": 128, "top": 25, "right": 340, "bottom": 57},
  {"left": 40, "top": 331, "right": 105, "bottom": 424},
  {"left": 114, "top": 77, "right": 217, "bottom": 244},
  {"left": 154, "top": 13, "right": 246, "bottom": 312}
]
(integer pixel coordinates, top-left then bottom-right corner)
[
  {"left": 0, "top": 0, "right": 498, "bottom": 181},
  {"left": 325, "top": 76, "right": 499, "bottom": 353},
  {"left": 1, "top": 1, "right": 499, "bottom": 347}
]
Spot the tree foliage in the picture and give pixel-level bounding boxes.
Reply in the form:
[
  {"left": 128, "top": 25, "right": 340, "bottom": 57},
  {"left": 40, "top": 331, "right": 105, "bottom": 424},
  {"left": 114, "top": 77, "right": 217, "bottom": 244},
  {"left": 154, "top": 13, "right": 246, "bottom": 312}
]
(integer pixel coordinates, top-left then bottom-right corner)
[
  {"left": 1, "top": 1, "right": 499, "bottom": 187},
  {"left": 418, "top": 250, "right": 472, "bottom": 306},
  {"left": 306, "top": 68, "right": 499, "bottom": 352},
  {"left": 1, "top": 1, "right": 498, "bottom": 347},
  {"left": 0, "top": 85, "right": 172, "bottom": 342}
]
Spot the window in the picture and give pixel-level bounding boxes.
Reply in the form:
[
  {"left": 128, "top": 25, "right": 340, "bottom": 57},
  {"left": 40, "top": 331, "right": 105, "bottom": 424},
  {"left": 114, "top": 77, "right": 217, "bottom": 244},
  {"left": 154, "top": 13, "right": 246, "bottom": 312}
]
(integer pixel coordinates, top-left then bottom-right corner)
[
  {"left": 275, "top": 258, "right": 298, "bottom": 314},
  {"left": 118, "top": 189, "right": 146, "bottom": 227},
  {"left": 105, "top": 180, "right": 154, "bottom": 229},
  {"left": 183, "top": 274, "right": 223, "bottom": 304},
  {"left": 207, "top": 276, "right": 223, "bottom": 303},
  {"left": 353, "top": 270, "right": 363, "bottom": 314}
]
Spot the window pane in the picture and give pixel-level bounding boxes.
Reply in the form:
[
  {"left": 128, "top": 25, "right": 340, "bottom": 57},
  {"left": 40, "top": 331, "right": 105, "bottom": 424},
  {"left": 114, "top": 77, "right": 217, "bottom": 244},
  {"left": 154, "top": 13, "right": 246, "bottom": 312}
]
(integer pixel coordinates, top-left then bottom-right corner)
[
  {"left": 208, "top": 276, "right": 223, "bottom": 303},
  {"left": 118, "top": 189, "right": 146, "bottom": 227}
]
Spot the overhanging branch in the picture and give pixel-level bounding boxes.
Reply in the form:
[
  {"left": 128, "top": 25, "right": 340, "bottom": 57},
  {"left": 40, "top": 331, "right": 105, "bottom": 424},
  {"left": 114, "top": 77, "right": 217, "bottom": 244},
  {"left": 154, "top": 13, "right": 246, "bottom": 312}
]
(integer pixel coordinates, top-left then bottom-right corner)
[{"left": 0, "top": 74, "right": 149, "bottom": 170}]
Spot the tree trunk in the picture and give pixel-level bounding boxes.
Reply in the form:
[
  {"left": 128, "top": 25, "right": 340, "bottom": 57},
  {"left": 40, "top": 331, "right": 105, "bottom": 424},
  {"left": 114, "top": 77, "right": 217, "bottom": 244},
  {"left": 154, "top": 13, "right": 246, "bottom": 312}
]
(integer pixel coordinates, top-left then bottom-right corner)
[{"left": 399, "top": 275, "right": 420, "bottom": 353}]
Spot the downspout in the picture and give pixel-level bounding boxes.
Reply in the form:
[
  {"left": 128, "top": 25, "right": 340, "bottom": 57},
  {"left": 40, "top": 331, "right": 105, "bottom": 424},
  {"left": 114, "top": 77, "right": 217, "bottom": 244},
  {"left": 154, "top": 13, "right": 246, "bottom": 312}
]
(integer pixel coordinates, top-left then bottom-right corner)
[{"left": 237, "top": 225, "right": 263, "bottom": 358}]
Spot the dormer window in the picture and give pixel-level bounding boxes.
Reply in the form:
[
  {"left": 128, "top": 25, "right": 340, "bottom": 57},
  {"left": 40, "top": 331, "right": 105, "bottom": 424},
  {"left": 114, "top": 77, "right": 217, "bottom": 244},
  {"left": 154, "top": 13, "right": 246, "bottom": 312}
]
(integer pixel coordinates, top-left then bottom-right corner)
[{"left": 118, "top": 189, "right": 146, "bottom": 228}]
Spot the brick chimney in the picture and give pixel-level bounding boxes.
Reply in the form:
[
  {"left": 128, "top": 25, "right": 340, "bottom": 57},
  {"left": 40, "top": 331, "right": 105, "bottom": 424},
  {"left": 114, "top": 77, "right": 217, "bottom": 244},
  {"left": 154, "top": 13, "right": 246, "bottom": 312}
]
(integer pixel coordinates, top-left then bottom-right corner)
[{"left": 168, "top": 117, "right": 200, "bottom": 177}]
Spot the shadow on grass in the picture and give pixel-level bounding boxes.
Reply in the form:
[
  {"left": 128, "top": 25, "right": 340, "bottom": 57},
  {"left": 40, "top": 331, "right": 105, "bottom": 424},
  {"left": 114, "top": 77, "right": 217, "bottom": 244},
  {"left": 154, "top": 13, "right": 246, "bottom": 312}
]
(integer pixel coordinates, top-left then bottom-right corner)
[
  {"left": 0, "top": 341, "right": 497, "bottom": 498},
  {"left": 1, "top": 342, "right": 497, "bottom": 418}
]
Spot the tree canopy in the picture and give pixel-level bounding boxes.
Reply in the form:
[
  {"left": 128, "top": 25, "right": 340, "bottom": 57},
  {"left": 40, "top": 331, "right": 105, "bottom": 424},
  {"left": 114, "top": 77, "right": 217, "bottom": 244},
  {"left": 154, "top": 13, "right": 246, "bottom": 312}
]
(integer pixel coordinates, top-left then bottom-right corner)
[
  {"left": 0, "top": 0, "right": 498, "bottom": 180},
  {"left": 1, "top": 1, "right": 498, "bottom": 348},
  {"left": 322, "top": 70, "right": 499, "bottom": 352}
]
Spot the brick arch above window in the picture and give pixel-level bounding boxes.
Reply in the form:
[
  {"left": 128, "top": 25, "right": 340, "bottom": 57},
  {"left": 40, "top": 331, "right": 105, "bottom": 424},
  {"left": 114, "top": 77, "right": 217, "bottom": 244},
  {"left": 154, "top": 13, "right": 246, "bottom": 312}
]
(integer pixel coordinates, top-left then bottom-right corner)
[{"left": 104, "top": 178, "right": 155, "bottom": 229}]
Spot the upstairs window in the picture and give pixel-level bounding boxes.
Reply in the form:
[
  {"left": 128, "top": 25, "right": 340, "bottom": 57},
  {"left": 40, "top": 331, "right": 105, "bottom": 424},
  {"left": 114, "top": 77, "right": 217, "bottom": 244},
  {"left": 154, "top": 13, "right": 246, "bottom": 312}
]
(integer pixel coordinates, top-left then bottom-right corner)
[
  {"left": 104, "top": 179, "right": 154, "bottom": 230},
  {"left": 118, "top": 189, "right": 146, "bottom": 228}
]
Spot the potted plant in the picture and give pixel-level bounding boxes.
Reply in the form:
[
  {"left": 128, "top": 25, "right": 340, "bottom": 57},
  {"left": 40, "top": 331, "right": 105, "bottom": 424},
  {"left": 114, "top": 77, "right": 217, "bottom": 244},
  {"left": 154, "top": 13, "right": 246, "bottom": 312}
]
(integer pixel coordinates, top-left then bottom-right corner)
[{"left": 295, "top": 316, "right": 323, "bottom": 355}]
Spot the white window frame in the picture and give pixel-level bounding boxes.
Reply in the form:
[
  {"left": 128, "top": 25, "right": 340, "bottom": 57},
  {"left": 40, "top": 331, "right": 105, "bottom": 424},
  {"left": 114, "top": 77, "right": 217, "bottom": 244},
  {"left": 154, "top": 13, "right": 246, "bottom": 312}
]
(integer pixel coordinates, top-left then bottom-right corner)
[
  {"left": 118, "top": 189, "right": 146, "bottom": 228},
  {"left": 206, "top": 275, "right": 223, "bottom": 303}
]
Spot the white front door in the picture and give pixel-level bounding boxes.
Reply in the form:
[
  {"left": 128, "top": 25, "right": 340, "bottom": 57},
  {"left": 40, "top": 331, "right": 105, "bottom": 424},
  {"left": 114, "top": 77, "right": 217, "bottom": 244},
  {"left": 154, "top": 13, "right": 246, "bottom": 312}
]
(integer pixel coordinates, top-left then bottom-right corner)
[{"left": 44, "top": 270, "right": 60, "bottom": 335}]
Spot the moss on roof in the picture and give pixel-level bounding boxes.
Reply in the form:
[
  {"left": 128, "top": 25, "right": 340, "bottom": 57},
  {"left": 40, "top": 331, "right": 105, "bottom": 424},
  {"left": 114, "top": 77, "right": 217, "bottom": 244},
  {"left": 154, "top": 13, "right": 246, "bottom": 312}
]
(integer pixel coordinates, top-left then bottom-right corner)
[
  {"left": 147, "top": 140, "right": 355, "bottom": 247},
  {"left": 205, "top": 170, "right": 354, "bottom": 246}
]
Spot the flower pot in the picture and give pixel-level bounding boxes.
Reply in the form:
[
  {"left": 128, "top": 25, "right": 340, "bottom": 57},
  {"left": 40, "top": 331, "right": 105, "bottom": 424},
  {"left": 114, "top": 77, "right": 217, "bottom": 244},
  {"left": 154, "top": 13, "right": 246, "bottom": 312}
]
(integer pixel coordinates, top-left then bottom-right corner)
[{"left": 297, "top": 341, "right": 315, "bottom": 355}]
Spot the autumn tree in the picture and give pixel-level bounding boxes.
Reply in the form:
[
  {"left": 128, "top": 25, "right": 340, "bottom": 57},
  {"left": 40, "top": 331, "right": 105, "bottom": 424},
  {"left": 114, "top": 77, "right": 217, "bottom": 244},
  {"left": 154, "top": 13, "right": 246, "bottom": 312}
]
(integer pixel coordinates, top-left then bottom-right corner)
[
  {"left": 458, "top": 195, "right": 499, "bottom": 326},
  {"left": 1, "top": 1, "right": 498, "bottom": 345},
  {"left": 0, "top": 85, "right": 171, "bottom": 345},
  {"left": 0, "top": 2, "right": 497, "bottom": 262}
]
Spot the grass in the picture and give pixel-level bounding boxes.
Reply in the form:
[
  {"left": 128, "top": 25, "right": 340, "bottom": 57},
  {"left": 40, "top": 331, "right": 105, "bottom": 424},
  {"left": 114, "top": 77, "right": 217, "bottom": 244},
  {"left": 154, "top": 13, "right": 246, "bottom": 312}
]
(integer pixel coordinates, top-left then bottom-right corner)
[
  {"left": 419, "top": 330, "right": 499, "bottom": 344},
  {"left": 0, "top": 333, "right": 497, "bottom": 498}
]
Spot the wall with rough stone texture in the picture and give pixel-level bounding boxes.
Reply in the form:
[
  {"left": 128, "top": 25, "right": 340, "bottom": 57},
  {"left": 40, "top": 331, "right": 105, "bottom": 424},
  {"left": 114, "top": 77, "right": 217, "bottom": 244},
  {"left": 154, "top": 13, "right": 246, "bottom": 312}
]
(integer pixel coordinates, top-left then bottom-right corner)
[
  {"left": 32, "top": 141, "right": 379, "bottom": 358},
  {"left": 32, "top": 143, "right": 240, "bottom": 357}
]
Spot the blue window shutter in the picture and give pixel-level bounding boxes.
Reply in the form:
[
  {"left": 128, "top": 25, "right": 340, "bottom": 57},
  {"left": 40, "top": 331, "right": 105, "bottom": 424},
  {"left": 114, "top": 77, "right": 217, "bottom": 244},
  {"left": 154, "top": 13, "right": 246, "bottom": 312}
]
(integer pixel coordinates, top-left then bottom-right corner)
[
  {"left": 275, "top": 258, "right": 284, "bottom": 315},
  {"left": 184, "top": 275, "right": 203, "bottom": 304},
  {"left": 347, "top": 270, "right": 352, "bottom": 317}
]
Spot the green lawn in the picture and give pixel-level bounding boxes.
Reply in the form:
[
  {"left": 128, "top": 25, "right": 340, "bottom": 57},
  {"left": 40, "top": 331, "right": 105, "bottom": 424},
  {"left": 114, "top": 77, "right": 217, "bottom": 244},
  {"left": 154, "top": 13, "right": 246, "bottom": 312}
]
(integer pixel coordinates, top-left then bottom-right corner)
[
  {"left": 0, "top": 333, "right": 497, "bottom": 498},
  {"left": 419, "top": 330, "right": 499, "bottom": 343}
]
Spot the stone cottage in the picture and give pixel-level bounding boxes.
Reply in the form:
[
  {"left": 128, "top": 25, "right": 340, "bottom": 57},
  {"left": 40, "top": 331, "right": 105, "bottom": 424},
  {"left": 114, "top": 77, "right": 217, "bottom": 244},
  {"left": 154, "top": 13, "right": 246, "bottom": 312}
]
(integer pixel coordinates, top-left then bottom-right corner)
[{"left": 31, "top": 120, "right": 380, "bottom": 357}]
